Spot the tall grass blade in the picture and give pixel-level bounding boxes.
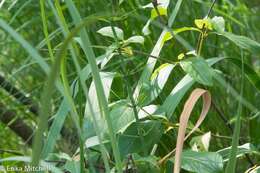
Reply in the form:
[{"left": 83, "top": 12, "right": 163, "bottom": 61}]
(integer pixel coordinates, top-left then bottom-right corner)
[
  {"left": 64, "top": 0, "right": 123, "bottom": 171},
  {"left": 225, "top": 53, "right": 245, "bottom": 173},
  {"left": 40, "top": 0, "right": 54, "bottom": 62}
]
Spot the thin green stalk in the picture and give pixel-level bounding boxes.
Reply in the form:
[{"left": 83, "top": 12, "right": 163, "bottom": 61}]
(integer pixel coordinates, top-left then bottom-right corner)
[
  {"left": 196, "top": 27, "right": 206, "bottom": 56},
  {"left": 225, "top": 52, "right": 244, "bottom": 173},
  {"left": 196, "top": 0, "right": 217, "bottom": 55},
  {"left": 40, "top": 0, "right": 54, "bottom": 62}
]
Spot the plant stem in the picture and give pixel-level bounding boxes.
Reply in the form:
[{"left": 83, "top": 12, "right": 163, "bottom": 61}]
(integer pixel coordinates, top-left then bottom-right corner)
[
  {"left": 40, "top": 0, "right": 54, "bottom": 62},
  {"left": 196, "top": 0, "right": 217, "bottom": 55}
]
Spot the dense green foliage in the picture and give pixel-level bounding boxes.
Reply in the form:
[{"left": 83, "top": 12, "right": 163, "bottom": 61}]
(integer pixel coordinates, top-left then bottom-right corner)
[{"left": 0, "top": 0, "right": 260, "bottom": 172}]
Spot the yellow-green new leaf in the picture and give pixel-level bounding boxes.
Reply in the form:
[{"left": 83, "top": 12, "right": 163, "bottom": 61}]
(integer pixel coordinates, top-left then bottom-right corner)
[
  {"left": 195, "top": 18, "right": 213, "bottom": 30},
  {"left": 151, "top": 7, "right": 167, "bottom": 19}
]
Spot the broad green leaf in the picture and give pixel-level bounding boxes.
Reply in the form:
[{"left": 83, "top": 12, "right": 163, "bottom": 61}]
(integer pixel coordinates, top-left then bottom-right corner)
[
  {"left": 138, "top": 63, "right": 175, "bottom": 106},
  {"left": 138, "top": 105, "right": 162, "bottom": 119},
  {"left": 211, "top": 16, "right": 225, "bottom": 32},
  {"left": 85, "top": 136, "right": 109, "bottom": 148},
  {"left": 64, "top": 161, "right": 80, "bottom": 173},
  {"left": 84, "top": 72, "right": 115, "bottom": 139},
  {"left": 151, "top": 7, "right": 167, "bottom": 19},
  {"left": 97, "top": 26, "right": 124, "bottom": 40},
  {"left": 175, "top": 150, "right": 224, "bottom": 173},
  {"left": 118, "top": 120, "right": 163, "bottom": 158},
  {"left": 222, "top": 32, "right": 260, "bottom": 54},
  {"left": 124, "top": 35, "right": 145, "bottom": 45},
  {"left": 110, "top": 100, "right": 135, "bottom": 133},
  {"left": 110, "top": 101, "right": 160, "bottom": 134},
  {"left": 217, "top": 143, "right": 259, "bottom": 162},
  {"left": 132, "top": 154, "right": 160, "bottom": 173},
  {"left": 157, "top": 57, "right": 224, "bottom": 117},
  {"left": 180, "top": 57, "right": 214, "bottom": 86}
]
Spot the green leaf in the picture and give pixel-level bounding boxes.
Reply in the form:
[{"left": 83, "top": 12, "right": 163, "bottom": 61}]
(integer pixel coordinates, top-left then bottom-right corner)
[
  {"left": 222, "top": 32, "right": 260, "bottom": 54},
  {"left": 217, "top": 143, "right": 259, "bottom": 162},
  {"left": 180, "top": 57, "right": 214, "bottom": 86},
  {"left": 138, "top": 63, "right": 175, "bottom": 106},
  {"left": 64, "top": 161, "right": 80, "bottom": 173},
  {"left": 110, "top": 102, "right": 161, "bottom": 134},
  {"left": 110, "top": 100, "right": 135, "bottom": 133},
  {"left": 84, "top": 72, "right": 115, "bottom": 139},
  {"left": 173, "top": 150, "right": 224, "bottom": 173},
  {"left": 118, "top": 120, "right": 163, "bottom": 158},
  {"left": 132, "top": 154, "right": 160, "bottom": 173},
  {"left": 85, "top": 136, "right": 109, "bottom": 148},
  {"left": 97, "top": 26, "right": 124, "bottom": 40},
  {"left": 211, "top": 16, "right": 225, "bottom": 32},
  {"left": 124, "top": 35, "right": 145, "bottom": 45},
  {"left": 157, "top": 57, "right": 224, "bottom": 117}
]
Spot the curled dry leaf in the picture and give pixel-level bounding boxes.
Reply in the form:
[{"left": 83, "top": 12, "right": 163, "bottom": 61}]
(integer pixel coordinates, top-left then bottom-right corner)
[{"left": 173, "top": 88, "right": 211, "bottom": 173}]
